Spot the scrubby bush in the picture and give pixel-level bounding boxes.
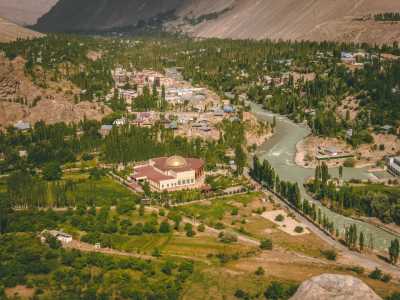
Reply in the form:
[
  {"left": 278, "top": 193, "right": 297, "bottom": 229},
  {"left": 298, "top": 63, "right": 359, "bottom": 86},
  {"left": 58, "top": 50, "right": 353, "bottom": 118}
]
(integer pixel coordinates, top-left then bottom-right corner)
[
  {"left": 321, "top": 249, "right": 337, "bottom": 261},
  {"left": 369, "top": 268, "right": 383, "bottom": 280},
  {"left": 260, "top": 239, "right": 273, "bottom": 250},
  {"left": 255, "top": 266, "right": 265, "bottom": 276},
  {"left": 159, "top": 221, "right": 171, "bottom": 233},
  {"left": 275, "top": 214, "right": 285, "bottom": 222},
  {"left": 294, "top": 226, "right": 304, "bottom": 233},
  {"left": 219, "top": 232, "right": 238, "bottom": 243},
  {"left": 197, "top": 224, "right": 205, "bottom": 232}
]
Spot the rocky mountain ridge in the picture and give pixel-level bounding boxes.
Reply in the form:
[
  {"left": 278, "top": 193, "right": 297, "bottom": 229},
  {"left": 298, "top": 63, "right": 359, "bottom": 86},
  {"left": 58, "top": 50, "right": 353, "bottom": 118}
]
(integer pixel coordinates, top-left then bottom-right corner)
[
  {"left": 31, "top": 0, "right": 400, "bottom": 44},
  {"left": 0, "top": 0, "right": 58, "bottom": 25}
]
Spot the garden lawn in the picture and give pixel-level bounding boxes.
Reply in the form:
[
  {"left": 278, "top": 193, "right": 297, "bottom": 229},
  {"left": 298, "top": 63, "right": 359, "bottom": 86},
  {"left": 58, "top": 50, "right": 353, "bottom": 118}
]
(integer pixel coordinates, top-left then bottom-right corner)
[{"left": 173, "top": 192, "right": 260, "bottom": 225}]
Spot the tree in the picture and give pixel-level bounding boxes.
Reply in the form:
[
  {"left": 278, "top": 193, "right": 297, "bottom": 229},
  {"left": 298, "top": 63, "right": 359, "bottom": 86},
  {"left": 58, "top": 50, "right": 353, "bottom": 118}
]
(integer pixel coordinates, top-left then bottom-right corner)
[
  {"left": 159, "top": 221, "right": 171, "bottom": 233},
  {"left": 264, "top": 282, "right": 285, "bottom": 300},
  {"left": 234, "top": 145, "right": 246, "bottom": 176},
  {"left": 359, "top": 231, "right": 365, "bottom": 252},
  {"left": 142, "top": 181, "right": 151, "bottom": 197},
  {"left": 339, "top": 165, "right": 343, "bottom": 179},
  {"left": 139, "top": 203, "right": 145, "bottom": 217},
  {"left": 43, "top": 162, "right": 62, "bottom": 181},
  {"left": 0, "top": 197, "right": 11, "bottom": 234},
  {"left": 389, "top": 239, "right": 399, "bottom": 265},
  {"left": 45, "top": 234, "right": 62, "bottom": 249}
]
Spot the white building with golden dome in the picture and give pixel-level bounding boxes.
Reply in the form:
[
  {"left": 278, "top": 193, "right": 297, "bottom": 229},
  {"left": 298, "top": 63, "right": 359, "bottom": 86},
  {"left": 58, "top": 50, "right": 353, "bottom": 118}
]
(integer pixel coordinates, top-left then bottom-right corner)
[{"left": 131, "top": 156, "right": 205, "bottom": 192}]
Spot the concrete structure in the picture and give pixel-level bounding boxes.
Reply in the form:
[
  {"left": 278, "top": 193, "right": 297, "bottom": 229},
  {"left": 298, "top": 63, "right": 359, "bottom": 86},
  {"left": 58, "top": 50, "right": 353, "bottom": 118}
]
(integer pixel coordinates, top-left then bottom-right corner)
[
  {"left": 387, "top": 156, "right": 400, "bottom": 176},
  {"left": 14, "top": 121, "right": 31, "bottom": 131},
  {"left": 131, "top": 156, "right": 205, "bottom": 192},
  {"left": 100, "top": 125, "right": 113, "bottom": 137},
  {"left": 41, "top": 230, "right": 73, "bottom": 244}
]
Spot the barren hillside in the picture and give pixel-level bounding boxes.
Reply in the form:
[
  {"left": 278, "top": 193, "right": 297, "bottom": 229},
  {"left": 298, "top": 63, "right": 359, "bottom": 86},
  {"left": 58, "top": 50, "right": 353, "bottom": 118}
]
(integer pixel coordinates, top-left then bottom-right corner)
[
  {"left": 0, "top": 17, "right": 43, "bottom": 43},
  {"left": 172, "top": 0, "right": 400, "bottom": 44},
  {"left": 0, "top": 54, "right": 110, "bottom": 127},
  {"left": 0, "top": 0, "right": 58, "bottom": 25},
  {"left": 13, "top": 0, "right": 400, "bottom": 43},
  {"left": 34, "top": 0, "right": 183, "bottom": 32}
]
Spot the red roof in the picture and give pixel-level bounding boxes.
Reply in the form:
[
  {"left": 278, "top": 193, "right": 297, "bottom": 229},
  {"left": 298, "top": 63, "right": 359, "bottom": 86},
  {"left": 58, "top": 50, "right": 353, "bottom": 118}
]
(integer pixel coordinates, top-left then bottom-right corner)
[{"left": 132, "top": 165, "right": 174, "bottom": 183}]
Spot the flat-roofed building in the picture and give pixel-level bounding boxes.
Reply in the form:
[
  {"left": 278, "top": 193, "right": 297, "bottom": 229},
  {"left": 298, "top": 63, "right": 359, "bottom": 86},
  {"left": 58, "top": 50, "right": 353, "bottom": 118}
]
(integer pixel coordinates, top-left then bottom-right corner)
[{"left": 387, "top": 156, "right": 400, "bottom": 176}]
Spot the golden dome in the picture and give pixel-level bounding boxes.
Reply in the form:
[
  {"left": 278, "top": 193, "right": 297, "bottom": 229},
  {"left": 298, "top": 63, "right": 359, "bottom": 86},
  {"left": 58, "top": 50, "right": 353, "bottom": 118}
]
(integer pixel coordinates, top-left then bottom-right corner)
[{"left": 166, "top": 156, "right": 187, "bottom": 168}]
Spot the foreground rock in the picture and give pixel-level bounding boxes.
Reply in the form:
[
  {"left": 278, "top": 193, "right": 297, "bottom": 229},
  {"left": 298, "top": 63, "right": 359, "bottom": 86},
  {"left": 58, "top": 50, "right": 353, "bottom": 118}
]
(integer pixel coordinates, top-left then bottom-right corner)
[{"left": 290, "top": 274, "right": 381, "bottom": 300}]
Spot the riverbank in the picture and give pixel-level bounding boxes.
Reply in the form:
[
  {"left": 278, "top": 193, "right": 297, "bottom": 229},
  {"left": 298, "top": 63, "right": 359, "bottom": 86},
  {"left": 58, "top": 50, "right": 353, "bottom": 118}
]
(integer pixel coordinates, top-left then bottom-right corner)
[
  {"left": 295, "top": 133, "right": 400, "bottom": 170},
  {"left": 251, "top": 103, "right": 400, "bottom": 252}
]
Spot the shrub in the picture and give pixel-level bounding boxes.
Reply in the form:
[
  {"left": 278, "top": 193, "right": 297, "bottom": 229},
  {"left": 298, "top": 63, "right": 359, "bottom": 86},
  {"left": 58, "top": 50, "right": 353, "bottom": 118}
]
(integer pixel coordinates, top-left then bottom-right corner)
[
  {"left": 159, "top": 221, "right": 171, "bottom": 233},
  {"left": 152, "top": 248, "right": 161, "bottom": 257},
  {"left": 260, "top": 239, "right": 273, "bottom": 250},
  {"left": 343, "top": 158, "right": 355, "bottom": 168},
  {"left": 42, "top": 162, "right": 62, "bottom": 181},
  {"left": 231, "top": 207, "right": 239, "bottom": 216},
  {"left": 255, "top": 266, "right": 265, "bottom": 276},
  {"left": 197, "top": 224, "right": 205, "bottom": 232},
  {"left": 347, "top": 266, "right": 364, "bottom": 274},
  {"left": 82, "top": 153, "right": 94, "bottom": 161},
  {"left": 186, "top": 228, "right": 196, "bottom": 237},
  {"left": 368, "top": 268, "right": 383, "bottom": 280},
  {"left": 321, "top": 249, "right": 337, "bottom": 261},
  {"left": 275, "top": 214, "right": 285, "bottom": 222},
  {"left": 214, "top": 222, "right": 225, "bottom": 230},
  {"left": 219, "top": 232, "right": 238, "bottom": 243},
  {"left": 45, "top": 234, "right": 62, "bottom": 249},
  {"left": 264, "top": 282, "right": 298, "bottom": 300},
  {"left": 116, "top": 200, "right": 136, "bottom": 214},
  {"left": 184, "top": 223, "right": 193, "bottom": 231},
  {"left": 234, "top": 289, "right": 249, "bottom": 299},
  {"left": 128, "top": 223, "right": 143, "bottom": 235},
  {"left": 294, "top": 226, "right": 304, "bottom": 233},
  {"left": 381, "top": 274, "right": 392, "bottom": 283},
  {"left": 386, "top": 292, "right": 400, "bottom": 300}
]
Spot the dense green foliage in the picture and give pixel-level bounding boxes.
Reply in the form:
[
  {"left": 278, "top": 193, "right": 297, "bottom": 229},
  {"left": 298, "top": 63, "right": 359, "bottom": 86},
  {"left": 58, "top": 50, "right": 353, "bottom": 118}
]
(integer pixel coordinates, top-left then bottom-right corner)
[
  {"left": 0, "top": 233, "right": 194, "bottom": 299},
  {"left": 2, "top": 34, "right": 400, "bottom": 138},
  {"left": 375, "top": 13, "right": 400, "bottom": 22},
  {"left": 307, "top": 177, "right": 400, "bottom": 225}
]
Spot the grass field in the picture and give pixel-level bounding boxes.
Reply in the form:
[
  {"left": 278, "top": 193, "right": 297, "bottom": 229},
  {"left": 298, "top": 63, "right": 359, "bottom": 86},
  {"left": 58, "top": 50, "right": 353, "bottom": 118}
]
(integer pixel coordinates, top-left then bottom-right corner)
[
  {"left": 63, "top": 172, "right": 138, "bottom": 206},
  {"left": 172, "top": 192, "right": 261, "bottom": 226}
]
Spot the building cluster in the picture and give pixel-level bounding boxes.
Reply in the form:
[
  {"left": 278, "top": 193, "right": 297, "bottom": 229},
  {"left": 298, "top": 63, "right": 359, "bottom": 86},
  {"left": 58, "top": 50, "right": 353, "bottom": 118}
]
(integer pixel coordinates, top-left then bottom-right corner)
[{"left": 111, "top": 67, "right": 212, "bottom": 110}]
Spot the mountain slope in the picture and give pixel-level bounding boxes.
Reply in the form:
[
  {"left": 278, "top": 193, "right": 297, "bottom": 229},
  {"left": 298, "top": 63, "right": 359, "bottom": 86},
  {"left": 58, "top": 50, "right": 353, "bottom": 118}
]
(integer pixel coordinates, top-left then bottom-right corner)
[
  {"left": 0, "top": 17, "right": 43, "bottom": 43},
  {"left": 33, "top": 0, "right": 400, "bottom": 43},
  {"left": 0, "top": 0, "right": 58, "bottom": 25},
  {"left": 172, "top": 0, "right": 400, "bottom": 44},
  {"left": 0, "top": 53, "right": 110, "bottom": 127},
  {"left": 34, "top": 0, "right": 183, "bottom": 32}
]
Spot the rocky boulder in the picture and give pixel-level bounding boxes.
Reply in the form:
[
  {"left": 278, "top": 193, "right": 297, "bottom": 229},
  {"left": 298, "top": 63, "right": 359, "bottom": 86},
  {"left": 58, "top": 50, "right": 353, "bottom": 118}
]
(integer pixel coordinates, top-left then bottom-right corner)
[{"left": 290, "top": 274, "right": 381, "bottom": 300}]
